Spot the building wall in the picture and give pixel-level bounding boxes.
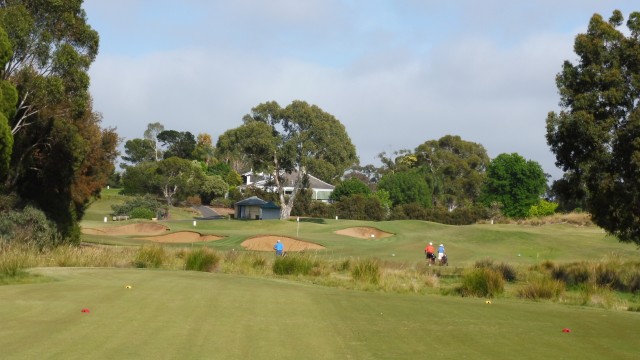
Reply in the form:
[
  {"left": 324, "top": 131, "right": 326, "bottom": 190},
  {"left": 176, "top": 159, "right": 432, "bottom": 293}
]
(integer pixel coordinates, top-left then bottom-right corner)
[
  {"left": 236, "top": 205, "right": 263, "bottom": 219},
  {"left": 261, "top": 208, "right": 280, "bottom": 220}
]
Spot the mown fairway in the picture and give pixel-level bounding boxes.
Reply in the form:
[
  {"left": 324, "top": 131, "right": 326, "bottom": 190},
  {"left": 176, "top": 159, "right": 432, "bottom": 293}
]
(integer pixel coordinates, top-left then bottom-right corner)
[
  {"left": 2, "top": 192, "right": 636, "bottom": 359},
  {"left": 1, "top": 267, "right": 638, "bottom": 360}
]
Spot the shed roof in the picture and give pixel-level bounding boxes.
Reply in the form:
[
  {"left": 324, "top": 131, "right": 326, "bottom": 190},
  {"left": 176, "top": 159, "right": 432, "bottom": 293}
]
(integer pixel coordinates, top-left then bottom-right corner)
[{"left": 235, "top": 196, "right": 267, "bottom": 206}]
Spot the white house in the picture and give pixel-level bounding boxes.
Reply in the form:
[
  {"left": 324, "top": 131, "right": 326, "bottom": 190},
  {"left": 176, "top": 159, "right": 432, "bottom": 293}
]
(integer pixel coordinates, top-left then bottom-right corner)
[{"left": 240, "top": 171, "right": 335, "bottom": 202}]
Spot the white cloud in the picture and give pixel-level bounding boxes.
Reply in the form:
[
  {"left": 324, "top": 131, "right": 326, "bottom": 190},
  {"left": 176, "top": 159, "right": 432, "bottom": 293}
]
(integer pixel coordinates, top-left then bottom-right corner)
[{"left": 86, "top": 1, "right": 639, "bottom": 181}]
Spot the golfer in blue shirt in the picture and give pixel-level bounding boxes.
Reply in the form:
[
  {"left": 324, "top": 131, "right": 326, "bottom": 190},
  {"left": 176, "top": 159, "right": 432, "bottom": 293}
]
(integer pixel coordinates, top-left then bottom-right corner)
[{"left": 274, "top": 239, "right": 284, "bottom": 256}]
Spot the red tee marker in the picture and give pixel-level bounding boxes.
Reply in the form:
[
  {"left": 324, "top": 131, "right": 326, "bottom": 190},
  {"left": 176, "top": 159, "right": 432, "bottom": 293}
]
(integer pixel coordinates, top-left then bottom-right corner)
[
  {"left": 562, "top": 328, "right": 571, "bottom": 333},
  {"left": 81, "top": 308, "right": 90, "bottom": 313}
]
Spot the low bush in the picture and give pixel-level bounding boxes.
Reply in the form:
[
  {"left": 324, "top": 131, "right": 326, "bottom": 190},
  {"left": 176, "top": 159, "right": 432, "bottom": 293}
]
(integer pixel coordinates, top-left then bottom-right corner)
[
  {"left": 134, "top": 245, "right": 167, "bottom": 268},
  {"left": 273, "top": 254, "right": 315, "bottom": 276},
  {"left": 129, "top": 207, "right": 156, "bottom": 220},
  {"left": 351, "top": 258, "right": 381, "bottom": 285},
  {"left": 518, "top": 277, "right": 565, "bottom": 300},
  {"left": 0, "top": 206, "right": 62, "bottom": 249},
  {"left": 458, "top": 268, "right": 504, "bottom": 297},
  {"left": 111, "top": 195, "right": 160, "bottom": 217},
  {"left": 185, "top": 248, "right": 220, "bottom": 272}
]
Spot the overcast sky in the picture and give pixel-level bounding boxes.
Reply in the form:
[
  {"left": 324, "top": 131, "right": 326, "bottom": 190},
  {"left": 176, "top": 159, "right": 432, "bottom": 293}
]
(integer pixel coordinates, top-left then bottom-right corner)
[{"left": 83, "top": 1, "right": 638, "bottom": 180}]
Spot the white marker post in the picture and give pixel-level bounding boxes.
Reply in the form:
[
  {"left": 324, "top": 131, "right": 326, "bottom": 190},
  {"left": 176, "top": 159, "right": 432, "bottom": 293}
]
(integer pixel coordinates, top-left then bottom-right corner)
[
  {"left": 193, "top": 220, "right": 197, "bottom": 227},
  {"left": 296, "top": 217, "right": 300, "bottom": 237}
]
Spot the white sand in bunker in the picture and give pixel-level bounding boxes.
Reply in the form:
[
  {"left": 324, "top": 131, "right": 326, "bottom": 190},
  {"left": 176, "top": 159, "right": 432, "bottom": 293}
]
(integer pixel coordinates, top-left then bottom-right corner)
[
  {"left": 334, "top": 227, "right": 393, "bottom": 239},
  {"left": 81, "top": 223, "right": 169, "bottom": 236},
  {"left": 137, "top": 231, "right": 224, "bottom": 243},
  {"left": 241, "top": 235, "right": 325, "bottom": 252}
]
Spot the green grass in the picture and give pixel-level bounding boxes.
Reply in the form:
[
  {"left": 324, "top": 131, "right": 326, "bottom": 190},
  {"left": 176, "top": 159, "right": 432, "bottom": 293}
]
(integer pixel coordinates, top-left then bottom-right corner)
[
  {"left": 81, "top": 215, "right": 639, "bottom": 268},
  {"left": 4, "top": 196, "right": 633, "bottom": 358},
  {"left": 0, "top": 267, "right": 638, "bottom": 360}
]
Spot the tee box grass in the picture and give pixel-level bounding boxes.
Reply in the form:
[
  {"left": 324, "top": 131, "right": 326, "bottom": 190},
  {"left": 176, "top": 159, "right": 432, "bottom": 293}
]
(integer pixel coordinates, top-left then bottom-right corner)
[{"left": 0, "top": 268, "right": 638, "bottom": 359}]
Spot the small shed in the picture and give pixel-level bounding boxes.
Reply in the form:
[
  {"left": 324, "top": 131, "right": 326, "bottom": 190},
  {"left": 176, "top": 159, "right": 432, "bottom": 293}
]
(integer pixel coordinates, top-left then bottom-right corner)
[{"left": 234, "top": 196, "right": 281, "bottom": 220}]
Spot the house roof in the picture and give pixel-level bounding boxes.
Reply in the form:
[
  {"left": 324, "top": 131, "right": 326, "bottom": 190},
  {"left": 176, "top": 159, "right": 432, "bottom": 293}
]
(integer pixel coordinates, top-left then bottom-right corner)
[
  {"left": 235, "top": 196, "right": 267, "bottom": 206},
  {"left": 262, "top": 201, "right": 280, "bottom": 209},
  {"left": 235, "top": 196, "right": 281, "bottom": 209},
  {"left": 242, "top": 171, "right": 335, "bottom": 190}
]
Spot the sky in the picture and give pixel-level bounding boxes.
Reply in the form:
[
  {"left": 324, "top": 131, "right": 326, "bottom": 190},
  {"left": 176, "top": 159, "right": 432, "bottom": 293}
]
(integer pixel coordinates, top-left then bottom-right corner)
[{"left": 83, "top": 1, "right": 639, "bottom": 180}]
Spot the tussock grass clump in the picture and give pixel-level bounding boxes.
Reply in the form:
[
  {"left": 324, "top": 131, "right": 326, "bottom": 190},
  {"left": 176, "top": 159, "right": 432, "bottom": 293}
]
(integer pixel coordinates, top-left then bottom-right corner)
[
  {"left": 184, "top": 248, "right": 220, "bottom": 272},
  {"left": 458, "top": 268, "right": 504, "bottom": 298},
  {"left": 518, "top": 277, "right": 565, "bottom": 300},
  {"left": 351, "top": 258, "right": 380, "bottom": 285},
  {"left": 0, "top": 245, "right": 37, "bottom": 277},
  {"left": 134, "top": 245, "right": 167, "bottom": 268},
  {"left": 550, "top": 260, "right": 640, "bottom": 293},
  {"left": 273, "top": 254, "right": 316, "bottom": 276},
  {"left": 474, "top": 258, "right": 517, "bottom": 282}
]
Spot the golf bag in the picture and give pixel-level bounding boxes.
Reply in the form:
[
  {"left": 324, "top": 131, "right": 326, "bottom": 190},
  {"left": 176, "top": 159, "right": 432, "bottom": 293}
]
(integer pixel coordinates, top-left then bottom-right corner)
[{"left": 439, "top": 254, "right": 448, "bottom": 266}]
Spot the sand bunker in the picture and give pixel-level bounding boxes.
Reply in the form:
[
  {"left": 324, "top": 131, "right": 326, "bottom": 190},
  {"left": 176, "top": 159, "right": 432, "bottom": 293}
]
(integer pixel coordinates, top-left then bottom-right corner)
[
  {"left": 137, "top": 231, "right": 224, "bottom": 243},
  {"left": 334, "top": 227, "right": 393, "bottom": 239},
  {"left": 82, "top": 223, "right": 169, "bottom": 236},
  {"left": 241, "top": 235, "right": 325, "bottom": 252}
]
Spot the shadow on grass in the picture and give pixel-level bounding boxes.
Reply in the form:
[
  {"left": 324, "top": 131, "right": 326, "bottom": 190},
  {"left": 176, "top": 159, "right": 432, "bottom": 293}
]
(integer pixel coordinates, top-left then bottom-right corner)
[{"left": 295, "top": 218, "right": 327, "bottom": 224}]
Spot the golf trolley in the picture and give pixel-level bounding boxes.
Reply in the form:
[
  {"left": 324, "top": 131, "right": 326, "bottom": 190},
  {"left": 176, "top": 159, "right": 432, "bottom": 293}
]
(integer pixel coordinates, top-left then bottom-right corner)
[{"left": 438, "top": 254, "right": 448, "bottom": 266}]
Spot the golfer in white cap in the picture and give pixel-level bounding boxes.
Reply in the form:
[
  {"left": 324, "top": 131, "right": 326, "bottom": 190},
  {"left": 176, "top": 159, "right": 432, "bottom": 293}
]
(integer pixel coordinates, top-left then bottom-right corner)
[{"left": 438, "top": 243, "right": 445, "bottom": 261}]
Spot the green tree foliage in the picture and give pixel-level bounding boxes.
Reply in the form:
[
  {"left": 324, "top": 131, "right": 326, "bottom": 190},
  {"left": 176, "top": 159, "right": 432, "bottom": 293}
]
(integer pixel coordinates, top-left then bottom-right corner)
[
  {"left": 157, "top": 130, "right": 196, "bottom": 159},
  {"left": 528, "top": 199, "right": 559, "bottom": 217},
  {"left": 207, "top": 162, "right": 241, "bottom": 186},
  {"left": 0, "top": 1, "right": 117, "bottom": 242},
  {"left": 344, "top": 164, "right": 381, "bottom": 190},
  {"left": 121, "top": 138, "right": 155, "bottom": 165},
  {"left": 199, "top": 175, "right": 228, "bottom": 205},
  {"left": 0, "top": 205, "right": 61, "bottom": 249},
  {"left": 546, "top": 10, "right": 640, "bottom": 244},
  {"left": 377, "top": 169, "right": 432, "bottom": 208},
  {"left": 121, "top": 157, "right": 206, "bottom": 214},
  {"left": 481, "top": 153, "right": 547, "bottom": 218},
  {"left": 217, "top": 100, "right": 358, "bottom": 219},
  {"left": 193, "top": 133, "right": 216, "bottom": 165},
  {"left": 153, "top": 157, "right": 205, "bottom": 208},
  {"left": 111, "top": 195, "right": 160, "bottom": 217},
  {"left": 335, "top": 194, "right": 385, "bottom": 221},
  {"left": 414, "top": 135, "right": 489, "bottom": 210},
  {"left": 121, "top": 162, "right": 157, "bottom": 195},
  {"left": 0, "top": 26, "right": 16, "bottom": 176},
  {"left": 330, "top": 177, "right": 371, "bottom": 202}
]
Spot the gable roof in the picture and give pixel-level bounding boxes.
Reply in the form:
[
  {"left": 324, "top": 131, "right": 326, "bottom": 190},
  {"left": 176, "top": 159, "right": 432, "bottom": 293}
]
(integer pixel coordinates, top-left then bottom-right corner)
[
  {"left": 242, "top": 171, "right": 334, "bottom": 190},
  {"left": 235, "top": 196, "right": 267, "bottom": 206},
  {"left": 234, "top": 196, "right": 281, "bottom": 209}
]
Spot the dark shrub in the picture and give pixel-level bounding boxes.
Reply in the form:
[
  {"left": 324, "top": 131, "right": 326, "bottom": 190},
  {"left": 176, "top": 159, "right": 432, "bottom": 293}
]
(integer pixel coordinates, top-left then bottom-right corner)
[
  {"left": 111, "top": 195, "right": 160, "bottom": 217},
  {"left": 0, "top": 206, "right": 62, "bottom": 249},
  {"left": 335, "top": 194, "right": 385, "bottom": 221},
  {"left": 390, "top": 203, "right": 428, "bottom": 220},
  {"left": 307, "top": 202, "right": 336, "bottom": 219}
]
